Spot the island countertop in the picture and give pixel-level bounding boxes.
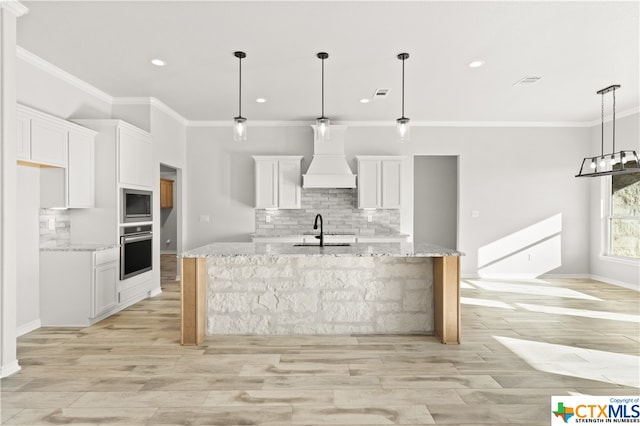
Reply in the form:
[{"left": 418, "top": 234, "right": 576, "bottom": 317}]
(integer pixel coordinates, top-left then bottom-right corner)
[{"left": 179, "top": 242, "right": 463, "bottom": 258}]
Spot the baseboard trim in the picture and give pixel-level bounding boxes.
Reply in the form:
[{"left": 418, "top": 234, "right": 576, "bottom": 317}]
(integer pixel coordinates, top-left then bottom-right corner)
[
  {"left": 461, "top": 273, "right": 638, "bottom": 291},
  {"left": 0, "top": 360, "right": 21, "bottom": 378},
  {"left": 590, "top": 275, "right": 639, "bottom": 292},
  {"left": 149, "top": 287, "right": 163, "bottom": 297},
  {"left": 175, "top": 274, "right": 181, "bottom": 282},
  {"left": 16, "top": 319, "right": 41, "bottom": 337}
]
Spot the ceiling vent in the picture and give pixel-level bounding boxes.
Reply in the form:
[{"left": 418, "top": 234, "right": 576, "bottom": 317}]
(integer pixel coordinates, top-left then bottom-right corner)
[
  {"left": 513, "top": 76, "right": 543, "bottom": 87},
  {"left": 373, "top": 88, "right": 390, "bottom": 99}
]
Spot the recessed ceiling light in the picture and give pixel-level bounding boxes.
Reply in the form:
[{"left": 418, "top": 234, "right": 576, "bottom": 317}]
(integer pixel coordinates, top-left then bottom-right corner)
[
  {"left": 256, "top": 98, "right": 267, "bottom": 103},
  {"left": 360, "top": 98, "right": 370, "bottom": 104},
  {"left": 151, "top": 58, "right": 166, "bottom": 67},
  {"left": 468, "top": 60, "right": 485, "bottom": 68}
]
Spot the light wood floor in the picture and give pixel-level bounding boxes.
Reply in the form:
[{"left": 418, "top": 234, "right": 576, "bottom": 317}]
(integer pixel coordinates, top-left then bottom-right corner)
[{"left": 1, "top": 254, "right": 638, "bottom": 425}]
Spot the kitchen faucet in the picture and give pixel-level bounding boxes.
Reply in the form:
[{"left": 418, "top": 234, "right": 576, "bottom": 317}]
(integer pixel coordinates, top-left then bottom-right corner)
[{"left": 313, "top": 214, "right": 324, "bottom": 247}]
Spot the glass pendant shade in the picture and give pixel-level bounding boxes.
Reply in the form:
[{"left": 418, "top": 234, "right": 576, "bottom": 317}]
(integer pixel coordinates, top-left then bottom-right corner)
[
  {"left": 234, "top": 116, "right": 247, "bottom": 142},
  {"left": 316, "top": 117, "right": 330, "bottom": 142},
  {"left": 397, "top": 117, "right": 410, "bottom": 143}
]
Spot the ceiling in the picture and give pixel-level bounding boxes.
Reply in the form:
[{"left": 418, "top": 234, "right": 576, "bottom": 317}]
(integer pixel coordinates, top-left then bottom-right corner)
[{"left": 17, "top": 1, "right": 640, "bottom": 124}]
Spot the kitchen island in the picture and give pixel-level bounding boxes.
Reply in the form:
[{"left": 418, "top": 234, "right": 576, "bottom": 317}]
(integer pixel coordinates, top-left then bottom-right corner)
[{"left": 179, "top": 242, "right": 462, "bottom": 345}]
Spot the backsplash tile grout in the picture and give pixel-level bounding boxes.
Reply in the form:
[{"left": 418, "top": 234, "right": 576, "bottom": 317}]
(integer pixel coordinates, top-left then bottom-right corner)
[{"left": 255, "top": 188, "right": 400, "bottom": 236}]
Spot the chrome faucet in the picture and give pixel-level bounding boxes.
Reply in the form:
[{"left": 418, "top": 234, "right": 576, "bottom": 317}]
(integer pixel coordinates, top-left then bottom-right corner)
[{"left": 313, "top": 214, "right": 324, "bottom": 247}]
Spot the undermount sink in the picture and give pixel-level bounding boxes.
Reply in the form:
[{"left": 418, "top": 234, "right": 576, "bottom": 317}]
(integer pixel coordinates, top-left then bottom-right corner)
[{"left": 293, "top": 243, "right": 352, "bottom": 247}]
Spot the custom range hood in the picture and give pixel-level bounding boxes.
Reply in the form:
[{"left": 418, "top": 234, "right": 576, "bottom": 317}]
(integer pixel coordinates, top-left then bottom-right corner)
[{"left": 303, "top": 125, "right": 356, "bottom": 188}]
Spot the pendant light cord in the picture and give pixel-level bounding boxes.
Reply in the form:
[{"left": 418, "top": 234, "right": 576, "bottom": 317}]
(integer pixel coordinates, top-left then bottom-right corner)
[
  {"left": 321, "top": 56, "right": 325, "bottom": 117},
  {"left": 401, "top": 56, "right": 405, "bottom": 118},
  {"left": 601, "top": 93, "right": 604, "bottom": 157},
  {"left": 238, "top": 55, "right": 242, "bottom": 117},
  {"left": 612, "top": 88, "right": 616, "bottom": 153}
]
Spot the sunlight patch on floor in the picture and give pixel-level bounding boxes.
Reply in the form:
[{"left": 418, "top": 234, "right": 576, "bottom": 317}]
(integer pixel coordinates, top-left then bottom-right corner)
[
  {"left": 494, "top": 335, "right": 640, "bottom": 388},
  {"left": 461, "top": 297, "right": 515, "bottom": 310},
  {"left": 467, "top": 279, "right": 602, "bottom": 301},
  {"left": 517, "top": 303, "right": 640, "bottom": 323}
]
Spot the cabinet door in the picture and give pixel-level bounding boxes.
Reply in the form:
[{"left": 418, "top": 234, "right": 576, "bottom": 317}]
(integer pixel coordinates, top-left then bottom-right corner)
[
  {"left": 118, "top": 127, "right": 139, "bottom": 186},
  {"left": 137, "top": 139, "right": 153, "bottom": 188},
  {"left": 16, "top": 111, "right": 31, "bottom": 160},
  {"left": 358, "top": 160, "right": 381, "bottom": 209},
  {"left": 255, "top": 160, "right": 278, "bottom": 208},
  {"left": 381, "top": 160, "right": 402, "bottom": 208},
  {"left": 278, "top": 160, "right": 301, "bottom": 209},
  {"left": 67, "top": 131, "right": 95, "bottom": 208},
  {"left": 160, "top": 178, "right": 173, "bottom": 208},
  {"left": 94, "top": 261, "right": 118, "bottom": 318},
  {"left": 30, "top": 117, "right": 67, "bottom": 167}
]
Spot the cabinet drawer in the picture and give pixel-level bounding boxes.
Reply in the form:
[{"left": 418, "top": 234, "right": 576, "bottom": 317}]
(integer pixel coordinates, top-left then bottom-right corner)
[{"left": 94, "top": 248, "right": 119, "bottom": 266}]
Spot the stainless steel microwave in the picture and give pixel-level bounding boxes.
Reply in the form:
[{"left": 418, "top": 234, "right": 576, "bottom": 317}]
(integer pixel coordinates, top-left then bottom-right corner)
[{"left": 122, "top": 188, "right": 152, "bottom": 223}]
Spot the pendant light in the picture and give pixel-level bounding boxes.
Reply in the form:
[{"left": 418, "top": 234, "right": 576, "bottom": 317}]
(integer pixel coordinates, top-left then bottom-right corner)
[
  {"left": 396, "top": 52, "right": 410, "bottom": 143},
  {"left": 233, "top": 51, "right": 247, "bottom": 142},
  {"left": 575, "top": 85, "right": 640, "bottom": 177},
  {"left": 315, "top": 52, "right": 330, "bottom": 142}
]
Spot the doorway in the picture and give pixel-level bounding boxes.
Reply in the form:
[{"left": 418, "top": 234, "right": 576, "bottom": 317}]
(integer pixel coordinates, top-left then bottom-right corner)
[
  {"left": 159, "top": 164, "right": 181, "bottom": 281},
  {"left": 413, "top": 156, "right": 458, "bottom": 248}
]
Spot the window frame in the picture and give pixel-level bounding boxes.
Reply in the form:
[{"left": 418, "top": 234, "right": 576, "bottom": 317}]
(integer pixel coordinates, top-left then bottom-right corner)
[{"left": 602, "top": 175, "right": 640, "bottom": 262}]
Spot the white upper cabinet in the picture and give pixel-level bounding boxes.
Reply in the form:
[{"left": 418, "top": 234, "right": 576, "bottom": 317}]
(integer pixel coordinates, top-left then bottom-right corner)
[
  {"left": 356, "top": 156, "right": 403, "bottom": 209},
  {"left": 16, "top": 109, "right": 31, "bottom": 160},
  {"left": 17, "top": 104, "right": 69, "bottom": 167},
  {"left": 118, "top": 126, "right": 152, "bottom": 188},
  {"left": 253, "top": 156, "right": 302, "bottom": 209},
  {"left": 67, "top": 130, "right": 96, "bottom": 208},
  {"left": 255, "top": 159, "right": 278, "bottom": 209},
  {"left": 40, "top": 127, "right": 97, "bottom": 209}
]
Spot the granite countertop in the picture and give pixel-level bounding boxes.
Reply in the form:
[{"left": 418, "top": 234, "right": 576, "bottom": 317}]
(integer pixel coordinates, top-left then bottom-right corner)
[
  {"left": 251, "top": 232, "right": 410, "bottom": 238},
  {"left": 180, "top": 242, "right": 463, "bottom": 258},
  {"left": 40, "top": 241, "right": 119, "bottom": 252}
]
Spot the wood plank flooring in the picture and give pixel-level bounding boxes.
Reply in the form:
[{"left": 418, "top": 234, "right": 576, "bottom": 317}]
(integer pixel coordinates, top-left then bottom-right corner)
[{"left": 1, "top": 254, "right": 638, "bottom": 425}]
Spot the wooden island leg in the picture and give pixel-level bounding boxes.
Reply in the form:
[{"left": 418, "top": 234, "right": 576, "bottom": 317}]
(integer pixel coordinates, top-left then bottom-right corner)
[
  {"left": 180, "top": 257, "right": 206, "bottom": 345},
  {"left": 433, "top": 256, "right": 461, "bottom": 344}
]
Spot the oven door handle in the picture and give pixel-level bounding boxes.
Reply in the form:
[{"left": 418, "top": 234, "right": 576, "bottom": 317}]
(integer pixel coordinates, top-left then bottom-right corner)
[{"left": 122, "top": 234, "right": 152, "bottom": 243}]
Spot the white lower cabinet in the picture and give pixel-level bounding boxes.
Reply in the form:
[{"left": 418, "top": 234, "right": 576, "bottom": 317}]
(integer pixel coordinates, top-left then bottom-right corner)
[
  {"left": 93, "top": 249, "right": 118, "bottom": 318},
  {"left": 40, "top": 248, "right": 118, "bottom": 326}
]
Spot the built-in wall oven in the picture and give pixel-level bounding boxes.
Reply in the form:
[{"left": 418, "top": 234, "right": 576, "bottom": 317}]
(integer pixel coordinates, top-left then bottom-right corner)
[{"left": 120, "top": 224, "right": 152, "bottom": 280}]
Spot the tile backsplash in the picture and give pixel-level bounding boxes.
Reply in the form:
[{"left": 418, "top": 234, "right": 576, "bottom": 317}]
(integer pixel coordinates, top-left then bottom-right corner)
[
  {"left": 39, "top": 208, "right": 70, "bottom": 243},
  {"left": 254, "top": 188, "right": 400, "bottom": 236}
]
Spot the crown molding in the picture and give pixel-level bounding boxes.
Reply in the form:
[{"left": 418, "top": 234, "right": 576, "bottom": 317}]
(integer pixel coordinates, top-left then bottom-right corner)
[
  {"left": 17, "top": 46, "right": 113, "bottom": 104},
  {"left": 1, "top": 0, "right": 28, "bottom": 17},
  {"left": 586, "top": 106, "right": 640, "bottom": 128},
  {"left": 113, "top": 97, "right": 188, "bottom": 127}
]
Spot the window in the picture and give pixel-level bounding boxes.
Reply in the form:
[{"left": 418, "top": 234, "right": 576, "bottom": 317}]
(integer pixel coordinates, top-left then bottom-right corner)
[{"left": 608, "top": 172, "right": 640, "bottom": 260}]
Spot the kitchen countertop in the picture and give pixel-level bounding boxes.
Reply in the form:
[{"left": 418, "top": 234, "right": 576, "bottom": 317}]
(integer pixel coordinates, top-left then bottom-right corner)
[
  {"left": 251, "top": 232, "right": 410, "bottom": 238},
  {"left": 180, "top": 242, "right": 462, "bottom": 258},
  {"left": 40, "top": 241, "right": 119, "bottom": 252}
]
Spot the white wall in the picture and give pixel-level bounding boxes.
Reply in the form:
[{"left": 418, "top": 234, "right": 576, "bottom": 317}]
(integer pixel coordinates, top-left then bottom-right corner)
[
  {"left": 589, "top": 113, "right": 640, "bottom": 290},
  {"left": 186, "top": 125, "right": 314, "bottom": 248},
  {"left": 151, "top": 106, "right": 187, "bottom": 279},
  {"left": 414, "top": 156, "right": 458, "bottom": 248},
  {"left": 187, "top": 124, "right": 591, "bottom": 278},
  {"left": 16, "top": 165, "right": 40, "bottom": 334},
  {"left": 1, "top": 5, "right": 23, "bottom": 378}
]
